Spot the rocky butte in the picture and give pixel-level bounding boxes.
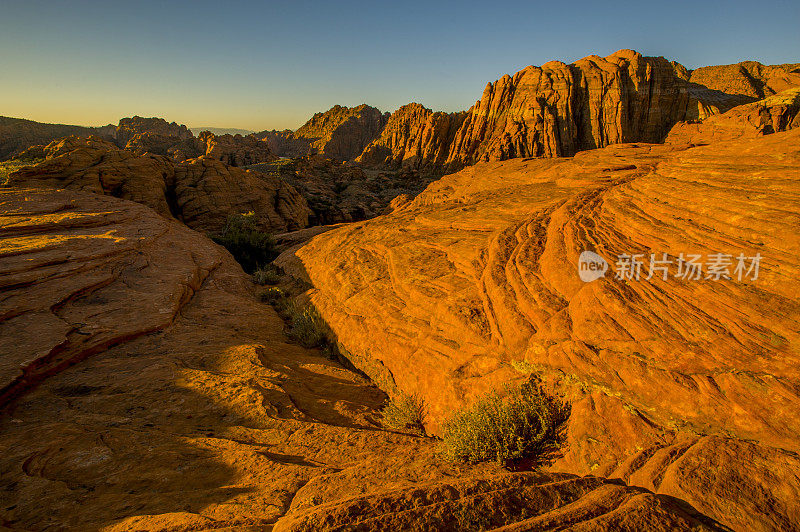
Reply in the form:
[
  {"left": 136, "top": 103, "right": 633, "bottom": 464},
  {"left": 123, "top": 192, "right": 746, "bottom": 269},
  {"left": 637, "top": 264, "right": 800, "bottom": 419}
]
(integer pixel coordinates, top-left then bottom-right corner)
[{"left": 1, "top": 49, "right": 799, "bottom": 531}]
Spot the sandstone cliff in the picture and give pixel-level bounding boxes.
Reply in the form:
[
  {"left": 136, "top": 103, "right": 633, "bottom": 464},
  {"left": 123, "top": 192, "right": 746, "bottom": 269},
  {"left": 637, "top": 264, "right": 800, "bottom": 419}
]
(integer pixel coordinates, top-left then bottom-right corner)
[
  {"left": 279, "top": 52, "right": 800, "bottom": 176},
  {"left": 6, "top": 136, "right": 309, "bottom": 234},
  {"left": 356, "top": 103, "right": 466, "bottom": 172},
  {"left": 443, "top": 50, "right": 730, "bottom": 170},
  {"left": 278, "top": 129, "right": 800, "bottom": 531}
]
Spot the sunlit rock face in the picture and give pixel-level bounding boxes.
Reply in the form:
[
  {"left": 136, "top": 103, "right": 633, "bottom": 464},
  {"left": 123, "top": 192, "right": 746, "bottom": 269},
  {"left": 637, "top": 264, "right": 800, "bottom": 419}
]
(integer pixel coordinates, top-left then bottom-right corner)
[
  {"left": 0, "top": 187, "right": 717, "bottom": 531},
  {"left": 279, "top": 129, "right": 800, "bottom": 531}
]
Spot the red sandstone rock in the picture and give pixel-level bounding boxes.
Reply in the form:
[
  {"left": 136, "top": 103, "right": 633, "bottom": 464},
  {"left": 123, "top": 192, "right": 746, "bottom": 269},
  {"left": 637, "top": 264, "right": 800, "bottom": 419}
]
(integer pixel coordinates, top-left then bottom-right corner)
[
  {"left": 0, "top": 188, "right": 717, "bottom": 531},
  {"left": 6, "top": 136, "right": 310, "bottom": 234},
  {"left": 278, "top": 129, "right": 800, "bottom": 531}
]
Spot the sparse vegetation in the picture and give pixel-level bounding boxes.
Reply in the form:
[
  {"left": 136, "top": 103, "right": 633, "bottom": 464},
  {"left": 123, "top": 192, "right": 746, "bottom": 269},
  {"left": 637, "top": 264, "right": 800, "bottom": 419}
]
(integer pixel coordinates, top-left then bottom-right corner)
[
  {"left": 212, "top": 212, "right": 275, "bottom": 273},
  {"left": 253, "top": 264, "right": 281, "bottom": 285},
  {"left": 284, "top": 301, "right": 327, "bottom": 347},
  {"left": 0, "top": 158, "right": 43, "bottom": 186},
  {"left": 258, "top": 286, "right": 287, "bottom": 305},
  {"left": 440, "top": 381, "right": 567, "bottom": 466},
  {"left": 382, "top": 393, "right": 427, "bottom": 435}
]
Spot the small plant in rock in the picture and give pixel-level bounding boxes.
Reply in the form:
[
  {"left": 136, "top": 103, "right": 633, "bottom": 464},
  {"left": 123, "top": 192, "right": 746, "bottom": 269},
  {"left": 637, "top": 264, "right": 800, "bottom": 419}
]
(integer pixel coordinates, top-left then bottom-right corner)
[
  {"left": 258, "top": 286, "right": 287, "bottom": 304},
  {"left": 286, "top": 301, "right": 327, "bottom": 348},
  {"left": 212, "top": 212, "right": 275, "bottom": 273},
  {"left": 440, "top": 381, "right": 567, "bottom": 466},
  {"left": 382, "top": 393, "right": 427, "bottom": 435},
  {"left": 253, "top": 264, "right": 281, "bottom": 285}
]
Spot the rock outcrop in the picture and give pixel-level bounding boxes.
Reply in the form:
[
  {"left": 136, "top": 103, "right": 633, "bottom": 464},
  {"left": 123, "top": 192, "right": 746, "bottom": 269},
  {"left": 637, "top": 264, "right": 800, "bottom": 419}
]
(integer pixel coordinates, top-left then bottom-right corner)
[
  {"left": 115, "top": 116, "right": 193, "bottom": 149},
  {"left": 263, "top": 52, "right": 800, "bottom": 177},
  {"left": 443, "top": 50, "right": 722, "bottom": 171},
  {"left": 356, "top": 103, "right": 466, "bottom": 172},
  {"left": 0, "top": 187, "right": 720, "bottom": 530},
  {"left": 6, "top": 136, "right": 309, "bottom": 234},
  {"left": 259, "top": 129, "right": 314, "bottom": 159},
  {"left": 197, "top": 130, "right": 275, "bottom": 167},
  {"left": 666, "top": 87, "right": 800, "bottom": 145},
  {"left": 688, "top": 61, "right": 800, "bottom": 102},
  {"left": 278, "top": 129, "right": 800, "bottom": 531},
  {"left": 251, "top": 155, "right": 437, "bottom": 225},
  {"left": 258, "top": 105, "right": 389, "bottom": 161}
]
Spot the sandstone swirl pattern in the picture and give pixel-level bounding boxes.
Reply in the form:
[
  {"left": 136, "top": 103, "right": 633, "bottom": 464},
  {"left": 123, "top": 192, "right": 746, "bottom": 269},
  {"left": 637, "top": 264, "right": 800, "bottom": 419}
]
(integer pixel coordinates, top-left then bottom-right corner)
[
  {"left": 0, "top": 188, "right": 719, "bottom": 531},
  {"left": 279, "top": 129, "right": 800, "bottom": 531}
]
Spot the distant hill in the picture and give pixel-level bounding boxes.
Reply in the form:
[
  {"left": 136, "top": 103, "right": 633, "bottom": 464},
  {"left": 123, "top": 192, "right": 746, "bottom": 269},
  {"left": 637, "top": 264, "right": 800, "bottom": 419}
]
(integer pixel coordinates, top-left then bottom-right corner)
[
  {"left": 190, "top": 127, "right": 254, "bottom": 136},
  {"left": 0, "top": 116, "right": 114, "bottom": 160}
]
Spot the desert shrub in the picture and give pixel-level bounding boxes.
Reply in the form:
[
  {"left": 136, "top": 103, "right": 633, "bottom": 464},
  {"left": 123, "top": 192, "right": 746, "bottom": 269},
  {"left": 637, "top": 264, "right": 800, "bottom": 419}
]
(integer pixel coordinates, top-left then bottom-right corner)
[
  {"left": 212, "top": 212, "right": 275, "bottom": 273},
  {"left": 258, "top": 286, "right": 287, "bottom": 304},
  {"left": 253, "top": 264, "right": 281, "bottom": 285},
  {"left": 382, "top": 393, "right": 426, "bottom": 435},
  {"left": 285, "top": 301, "right": 327, "bottom": 347},
  {"left": 441, "top": 382, "right": 566, "bottom": 465}
]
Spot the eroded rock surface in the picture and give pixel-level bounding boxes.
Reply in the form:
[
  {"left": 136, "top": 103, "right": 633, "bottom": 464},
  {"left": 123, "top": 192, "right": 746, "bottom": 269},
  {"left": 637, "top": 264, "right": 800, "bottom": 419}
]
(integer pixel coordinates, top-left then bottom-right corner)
[
  {"left": 356, "top": 103, "right": 466, "bottom": 173},
  {"left": 688, "top": 61, "right": 800, "bottom": 103},
  {"left": 6, "top": 136, "right": 310, "bottom": 234},
  {"left": 0, "top": 188, "right": 719, "bottom": 531},
  {"left": 278, "top": 129, "right": 800, "bottom": 531},
  {"left": 666, "top": 87, "right": 800, "bottom": 145}
]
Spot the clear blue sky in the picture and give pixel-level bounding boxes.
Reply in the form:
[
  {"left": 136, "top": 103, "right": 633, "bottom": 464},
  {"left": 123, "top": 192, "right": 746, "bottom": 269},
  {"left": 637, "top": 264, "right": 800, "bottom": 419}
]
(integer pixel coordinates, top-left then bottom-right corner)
[{"left": 2, "top": 0, "right": 798, "bottom": 131}]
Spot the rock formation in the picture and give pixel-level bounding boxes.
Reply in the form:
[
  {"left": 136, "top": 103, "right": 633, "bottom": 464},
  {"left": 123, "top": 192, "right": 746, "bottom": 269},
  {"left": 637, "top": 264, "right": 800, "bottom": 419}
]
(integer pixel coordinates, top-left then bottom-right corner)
[
  {"left": 6, "top": 136, "right": 309, "bottom": 234},
  {"left": 666, "top": 87, "right": 800, "bottom": 145},
  {"left": 688, "top": 61, "right": 800, "bottom": 102},
  {"left": 115, "top": 115, "right": 193, "bottom": 149},
  {"left": 356, "top": 103, "right": 466, "bottom": 172},
  {"left": 0, "top": 187, "right": 719, "bottom": 530},
  {"left": 196, "top": 130, "right": 275, "bottom": 167},
  {"left": 442, "top": 50, "right": 728, "bottom": 171},
  {"left": 258, "top": 104, "right": 389, "bottom": 161},
  {"left": 278, "top": 129, "right": 800, "bottom": 531},
  {"left": 264, "top": 52, "right": 800, "bottom": 177},
  {"left": 259, "top": 129, "right": 314, "bottom": 159},
  {"left": 250, "top": 155, "right": 438, "bottom": 225}
]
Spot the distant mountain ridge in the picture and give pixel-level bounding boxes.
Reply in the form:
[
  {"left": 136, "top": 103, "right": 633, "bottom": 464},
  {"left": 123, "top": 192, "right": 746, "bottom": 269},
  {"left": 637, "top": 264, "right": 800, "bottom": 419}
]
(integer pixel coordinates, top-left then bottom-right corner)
[
  {"left": 0, "top": 116, "right": 115, "bottom": 160},
  {"left": 190, "top": 127, "right": 254, "bottom": 136},
  {"left": 4, "top": 51, "right": 799, "bottom": 172}
]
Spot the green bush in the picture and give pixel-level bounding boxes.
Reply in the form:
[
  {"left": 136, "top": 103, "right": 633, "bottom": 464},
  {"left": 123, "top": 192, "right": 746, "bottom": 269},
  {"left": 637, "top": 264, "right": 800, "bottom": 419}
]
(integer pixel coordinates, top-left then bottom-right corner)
[
  {"left": 253, "top": 264, "right": 281, "bottom": 285},
  {"left": 285, "top": 301, "right": 327, "bottom": 348},
  {"left": 382, "top": 393, "right": 426, "bottom": 435},
  {"left": 212, "top": 212, "right": 275, "bottom": 273},
  {"left": 440, "top": 382, "right": 566, "bottom": 465}
]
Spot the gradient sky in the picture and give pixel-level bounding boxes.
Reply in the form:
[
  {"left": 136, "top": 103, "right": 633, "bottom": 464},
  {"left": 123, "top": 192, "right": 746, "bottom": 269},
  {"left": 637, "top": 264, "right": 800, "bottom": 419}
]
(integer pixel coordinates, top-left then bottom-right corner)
[{"left": 2, "top": 0, "right": 799, "bottom": 131}]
